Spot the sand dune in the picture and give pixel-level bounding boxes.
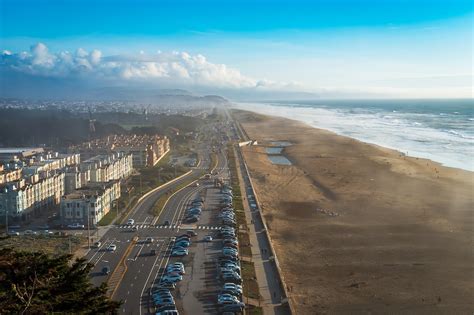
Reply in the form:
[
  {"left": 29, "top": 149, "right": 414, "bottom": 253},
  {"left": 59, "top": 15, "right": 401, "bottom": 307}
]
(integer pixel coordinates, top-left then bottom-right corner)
[{"left": 233, "top": 109, "right": 473, "bottom": 314}]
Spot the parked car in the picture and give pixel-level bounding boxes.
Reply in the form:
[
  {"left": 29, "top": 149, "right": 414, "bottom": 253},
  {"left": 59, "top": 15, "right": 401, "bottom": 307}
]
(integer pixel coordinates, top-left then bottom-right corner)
[
  {"left": 223, "top": 283, "right": 243, "bottom": 295},
  {"left": 23, "top": 230, "right": 37, "bottom": 235},
  {"left": 186, "top": 230, "right": 197, "bottom": 236},
  {"left": 145, "top": 237, "right": 154, "bottom": 243},
  {"left": 219, "top": 302, "right": 245, "bottom": 313},
  {"left": 8, "top": 230, "right": 20, "bottom": 236},
  {"left": 171, "top": 249, "right": 188, "bottom": 256},
  {"left": 67, "top": 223, "right": 85, "bottom": 229},
  {"left": 93, "top": 241, "right": 102, "bottom": 248},
  {"left": 161, "top": 274, "right": 183, "bottom": 283},
  {"left": 218, "top": 293, "right": 240, "bottom": 305},
  {"left": 183, "top": 216, "right": 198, "bottom": 223}
]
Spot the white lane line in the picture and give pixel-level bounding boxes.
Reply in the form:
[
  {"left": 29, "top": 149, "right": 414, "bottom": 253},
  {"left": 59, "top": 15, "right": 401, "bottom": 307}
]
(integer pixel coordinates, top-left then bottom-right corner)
[{"left": 138, "top": 239, "right": 172, "bottom": 315}]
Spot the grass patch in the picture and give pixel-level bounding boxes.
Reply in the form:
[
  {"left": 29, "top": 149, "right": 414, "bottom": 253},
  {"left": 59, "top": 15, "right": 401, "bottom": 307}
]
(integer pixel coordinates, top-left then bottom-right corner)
[
  {"left": 241, "top": 260, "right": 260, "bottom": 300},
  {"left": 98, "top": 210, "right": 117, "bottom": 226},
  {"left": 238, "top": 232, "right": 252, "bottom": 257},
  {"left": 0, "top": 235, "right": 85, "bottom": 256},
  {"left": 246, "top": 305, "right": 263, "bottom": 315}
]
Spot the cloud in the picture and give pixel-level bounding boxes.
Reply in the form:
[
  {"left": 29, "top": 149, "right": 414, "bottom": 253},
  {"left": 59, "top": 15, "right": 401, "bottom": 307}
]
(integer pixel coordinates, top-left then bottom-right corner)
[{"left": 1, "top": 42, "right": 285, "bottom": 90}]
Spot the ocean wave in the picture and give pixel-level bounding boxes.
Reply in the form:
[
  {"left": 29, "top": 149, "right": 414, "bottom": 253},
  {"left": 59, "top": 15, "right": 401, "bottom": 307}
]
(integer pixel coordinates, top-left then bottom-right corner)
[{"left": 234, "top": 101, "right": 474, "bottom": 171}]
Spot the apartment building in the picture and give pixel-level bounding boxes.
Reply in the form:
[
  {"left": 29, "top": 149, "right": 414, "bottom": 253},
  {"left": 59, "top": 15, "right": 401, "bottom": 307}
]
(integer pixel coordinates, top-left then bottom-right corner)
[
  {"left": 80, "top": 152, "right": 133, "bottom": 183},
  {"left": 68, "top": 134, "right": 170, "bottom": 168},
  {"left": 60, "top": 180, "right": 121, "bottom": 227},
  {"left": 0, "top": 166, "right": 22, "bottom": 185},
  {"left": 0, "top": 171, "right": 65, "bottom": 220}
]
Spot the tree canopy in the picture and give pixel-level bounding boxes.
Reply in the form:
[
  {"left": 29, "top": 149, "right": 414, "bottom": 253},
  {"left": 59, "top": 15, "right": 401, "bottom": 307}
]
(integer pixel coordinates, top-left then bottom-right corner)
[{"left": 0, "top": 248, "right": 121, "bottom": 314}]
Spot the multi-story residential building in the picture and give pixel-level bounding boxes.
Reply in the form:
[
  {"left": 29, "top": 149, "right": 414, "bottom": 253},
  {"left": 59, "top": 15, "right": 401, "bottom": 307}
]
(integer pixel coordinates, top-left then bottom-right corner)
[
  {"left": 80, "top": 152, "right": 133, "bottom": 183},
  {"left": 0, "top": 165, "right": 22, "bottom": 185},
  {"left": 68, "top": 134, "right": 170, "bottom": 168},
  {"left": 60, "top": 180, "right": 121, "bottom": 227},
  {"left": 0, "top": 171, "right": 65, "bottom": 220},
  {"left": 23, "top": 152, "right": 80, "bottom": 176},
  {"left": 64, "top": 167, "right": 91, "bottom": 194}
]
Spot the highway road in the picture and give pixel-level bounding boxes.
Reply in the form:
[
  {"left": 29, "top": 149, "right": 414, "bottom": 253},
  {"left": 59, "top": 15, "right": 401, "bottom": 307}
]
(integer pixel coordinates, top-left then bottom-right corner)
[{"left": 84, "top": 120, "right": 232, "bottom": 314}]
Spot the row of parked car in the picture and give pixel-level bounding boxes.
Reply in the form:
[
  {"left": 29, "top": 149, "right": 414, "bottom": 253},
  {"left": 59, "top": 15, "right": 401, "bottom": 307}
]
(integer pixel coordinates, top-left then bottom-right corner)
[
  {"left": 216, "top": 185, "right": 245, "bottom": 314},
  {"left": 152, "top": 230, "right": 199, "bottom": 314},
  {"left": 182, "top": 196, "right": 204, "bottom": 224}
]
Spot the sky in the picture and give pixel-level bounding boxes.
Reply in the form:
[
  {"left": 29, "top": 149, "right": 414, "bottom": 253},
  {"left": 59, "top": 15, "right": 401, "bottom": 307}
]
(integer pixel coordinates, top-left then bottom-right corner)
[{"left": 0, "top": 0, "right": 472, "bottom": 99}]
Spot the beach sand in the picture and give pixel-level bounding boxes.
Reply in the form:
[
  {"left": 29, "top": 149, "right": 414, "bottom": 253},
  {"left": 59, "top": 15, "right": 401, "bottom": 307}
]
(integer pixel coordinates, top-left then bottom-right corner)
[{"left": 232, "top": 109, "right": 473, "bottom": 314}]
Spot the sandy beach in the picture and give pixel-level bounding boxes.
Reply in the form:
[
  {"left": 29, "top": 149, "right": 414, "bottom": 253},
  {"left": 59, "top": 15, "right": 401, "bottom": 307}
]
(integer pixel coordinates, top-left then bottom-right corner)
[{"left": 232, "top": 109, "right": 474, "bottom": 314}]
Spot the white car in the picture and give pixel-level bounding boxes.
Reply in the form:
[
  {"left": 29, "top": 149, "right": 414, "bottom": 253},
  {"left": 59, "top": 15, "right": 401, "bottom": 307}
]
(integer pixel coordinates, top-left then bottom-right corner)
[
  {"left": 93, "top": 241, "right": 102, "bottom": 248},
  {"left": 23, "top": 230, "right": 37, "bottom": 235},
  {"left": 107, "top": 244, "right": 117, "bottom": 251},
  {"left": 204, "top": 235, "right": 213, "bottom": 242},
  {"left": 67, "top": 223, "right": 85, "bottom": 229},
  {"left": 127, "top": 219, "right": 135, "bottom": 226}
]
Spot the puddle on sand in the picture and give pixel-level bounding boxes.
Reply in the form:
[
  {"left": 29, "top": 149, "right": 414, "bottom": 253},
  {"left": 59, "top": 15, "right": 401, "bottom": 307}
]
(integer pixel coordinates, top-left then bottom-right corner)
[
  {"left": 270, "top": 141, "right": 292, "bottom": 147},
  {"left": 266, "top": 147, "right": 283, "bottom": 154},
  {"left": 268, "top": 155, "right": 292, "bottom": 165}
]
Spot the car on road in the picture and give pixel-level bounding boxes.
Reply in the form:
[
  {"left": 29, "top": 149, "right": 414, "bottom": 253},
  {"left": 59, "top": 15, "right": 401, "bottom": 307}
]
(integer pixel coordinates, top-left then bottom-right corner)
[
  {"left": 164, "top": 220, "right": 170, "bottom": 226},
  {"left": 126, "top": 219, "right": 134, "bottom": 226},
  {"left": 23, "top": 230, "right": 37, "bottom": 235},
  {"left": 107, "top": 244, "right": 117, "bottom": 252},
  {"left": 150, "top": 249, "right": 157, "bottom": 256},
  {"left": 203, "top": 235, "right": 213, "bottom": 242},
  {"left": 8, "top": 230, "right": 20, "bottom": 236},
  {"left": 93, "top": 241, "right": 102, "bottom": 248},
  {"left": 67, "top": 223, "right": 85, "bottom": 229},
  {"left": 101, "top": 266, "right": 111, "bottom": 275},
  {"left": 145, "top": 237, "right": 154, "bottom": 243},
  {"left": 41, "top": 230, "right": 54, "bottom": 235}
]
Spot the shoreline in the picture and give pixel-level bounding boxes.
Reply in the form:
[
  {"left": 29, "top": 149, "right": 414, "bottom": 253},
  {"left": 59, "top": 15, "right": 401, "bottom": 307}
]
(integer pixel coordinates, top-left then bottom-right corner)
[
  {"left": 232, "top": 108, "right": 474, "bottom": 314},
  {"left": 233, "top": 102, "right": 473, "bottom": 172}
]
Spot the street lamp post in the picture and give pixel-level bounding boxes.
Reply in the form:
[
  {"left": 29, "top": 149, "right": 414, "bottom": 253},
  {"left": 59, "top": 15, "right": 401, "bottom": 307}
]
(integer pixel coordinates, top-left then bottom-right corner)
[{"left": 86, "top": 204, "right": 91, "bottom": 250}]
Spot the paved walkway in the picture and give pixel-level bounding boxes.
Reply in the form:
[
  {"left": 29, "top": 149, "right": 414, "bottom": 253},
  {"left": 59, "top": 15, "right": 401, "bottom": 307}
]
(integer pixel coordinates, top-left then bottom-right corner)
[{"left": 234, "top": 147, "right": 290, "bottom": 315}]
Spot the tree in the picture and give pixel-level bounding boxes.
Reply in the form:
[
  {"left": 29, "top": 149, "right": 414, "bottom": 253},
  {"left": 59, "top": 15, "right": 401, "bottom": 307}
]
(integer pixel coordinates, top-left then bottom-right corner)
[{"left": 0, "top": 248, "right": 121, "bottom": 314}]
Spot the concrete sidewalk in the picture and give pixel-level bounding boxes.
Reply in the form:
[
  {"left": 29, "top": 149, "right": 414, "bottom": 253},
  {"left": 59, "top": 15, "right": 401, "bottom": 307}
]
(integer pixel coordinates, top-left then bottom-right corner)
[{"left": 234, "top": 147, "right": 290, "bottom": 315}]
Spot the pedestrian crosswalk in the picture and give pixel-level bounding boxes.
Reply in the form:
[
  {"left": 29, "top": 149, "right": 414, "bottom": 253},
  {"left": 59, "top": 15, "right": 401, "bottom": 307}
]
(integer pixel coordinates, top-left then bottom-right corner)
[{"left": 116, "top": 224, "right": 222, "bottom": 230}]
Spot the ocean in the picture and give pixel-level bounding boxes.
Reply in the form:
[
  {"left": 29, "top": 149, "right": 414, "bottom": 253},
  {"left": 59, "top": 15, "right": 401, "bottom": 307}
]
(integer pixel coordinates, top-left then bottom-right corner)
[{"left": 234, "top": 99, "right": 474, "bottom": 171}]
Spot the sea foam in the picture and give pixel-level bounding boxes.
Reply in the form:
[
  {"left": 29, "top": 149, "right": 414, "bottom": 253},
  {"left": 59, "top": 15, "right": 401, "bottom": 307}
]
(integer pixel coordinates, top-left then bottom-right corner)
[{"left": 234, "top": 99, "right": 474, "bottom": 171}]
